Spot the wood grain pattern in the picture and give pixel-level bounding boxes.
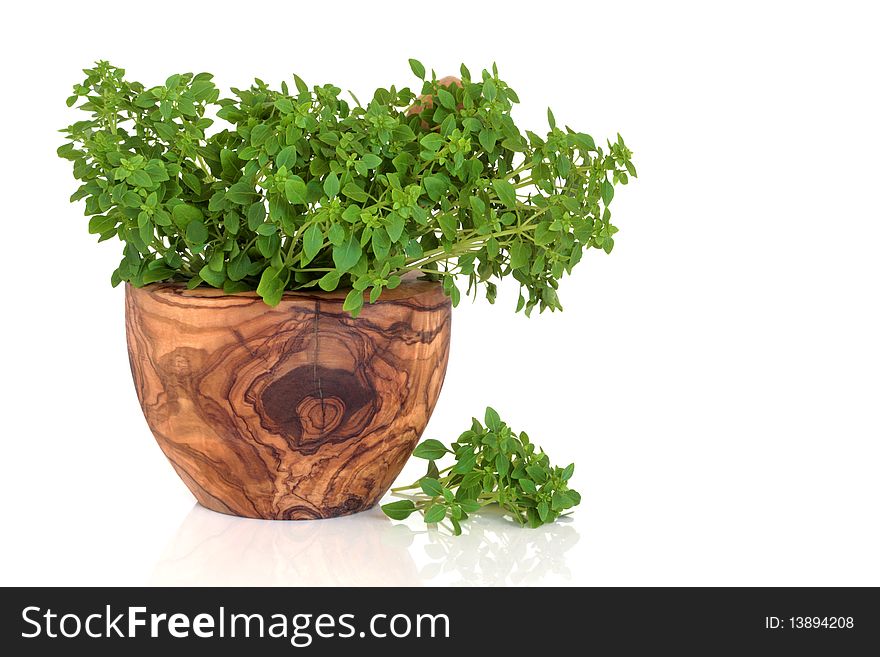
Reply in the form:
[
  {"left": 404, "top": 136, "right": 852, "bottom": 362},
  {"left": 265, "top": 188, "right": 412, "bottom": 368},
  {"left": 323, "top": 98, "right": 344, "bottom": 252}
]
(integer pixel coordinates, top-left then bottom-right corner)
[{"left": 124, "top": 279, "right": 451, "bottom": 520}]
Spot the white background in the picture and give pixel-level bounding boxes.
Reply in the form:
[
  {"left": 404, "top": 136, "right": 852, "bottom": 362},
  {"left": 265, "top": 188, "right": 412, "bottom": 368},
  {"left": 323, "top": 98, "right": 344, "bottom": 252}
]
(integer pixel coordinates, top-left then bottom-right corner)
[{"left": 1, "top": 0, "right": 877, "bottom": 586}]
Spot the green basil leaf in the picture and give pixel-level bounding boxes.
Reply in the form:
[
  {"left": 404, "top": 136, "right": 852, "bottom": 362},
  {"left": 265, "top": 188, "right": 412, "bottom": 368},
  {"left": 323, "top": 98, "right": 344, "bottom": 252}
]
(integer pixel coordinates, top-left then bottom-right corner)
[
  {"left": 342, "top": 182, "right": 368, "bottom": 203},
  {"left": 492, "top": 179, "right": 517, "bottom": 209},
  {"left": 423, "top": 505, "right": 447, "bottom": 524},
  {"left": 408, "top": 58, "right": 425, "bottom": 80},
  {"left": 323, "top": 172, "right": 340, "bottom": 198},
  {"left": 420, "top": 477, "right": 444, "bottom": 497},
  {"left": 412, "top": 439, "right": 448, "bottom": 460},
  {"left": 185, "top": 219, "right": 208, "bottom": 244},
  {"left": 382, "top": 500, "right": 416, "bottom": 520},
  {"left": 332, "top": 235, "right": 362, "bottom": 272},
  {"left": 302, "top": 223, "right": 323, "bottom": 264},
  {"left": 284, "top": 176, "right": 308, "bottom": 204}
]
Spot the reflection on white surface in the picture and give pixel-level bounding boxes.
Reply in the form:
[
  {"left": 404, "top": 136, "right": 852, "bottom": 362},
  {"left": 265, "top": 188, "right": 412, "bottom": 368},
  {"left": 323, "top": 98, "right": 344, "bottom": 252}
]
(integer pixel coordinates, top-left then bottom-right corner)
[
  {"left": 413, "top": 507, "right": 580, "bottom": 586},
  {"left": 151, "top": 504, "right": 580, "bottom": 586}
]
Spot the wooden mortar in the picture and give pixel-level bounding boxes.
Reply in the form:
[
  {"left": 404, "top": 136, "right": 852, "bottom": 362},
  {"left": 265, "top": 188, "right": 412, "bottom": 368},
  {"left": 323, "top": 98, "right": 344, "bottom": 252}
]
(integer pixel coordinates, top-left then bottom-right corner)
[{"left": 125, "top": 279, "right": 451, "bottom": 520}]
